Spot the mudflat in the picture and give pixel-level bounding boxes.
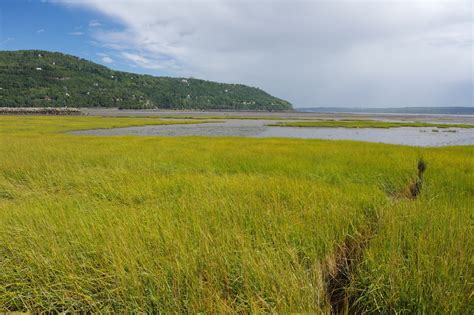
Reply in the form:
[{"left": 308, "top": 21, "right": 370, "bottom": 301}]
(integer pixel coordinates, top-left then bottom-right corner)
[
  {"left": 72, "top": 115, "right": 474, "bottom": 146},
  {"left": 82, "top": 108, "right": 474, "bottom": 124}
]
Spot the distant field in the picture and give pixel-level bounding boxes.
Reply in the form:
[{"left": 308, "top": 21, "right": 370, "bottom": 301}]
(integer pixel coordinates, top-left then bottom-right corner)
[
  {"left": 0, "top": 116, "right": 472, "bottom": 313},
  {"left": 270, "top": 120, "right": 474, "bottom": 129}
]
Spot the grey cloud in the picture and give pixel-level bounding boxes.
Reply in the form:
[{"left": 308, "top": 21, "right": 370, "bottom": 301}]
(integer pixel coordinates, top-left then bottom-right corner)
[{"left": 57, "top": 0, "right": 473, "bottom": 107}]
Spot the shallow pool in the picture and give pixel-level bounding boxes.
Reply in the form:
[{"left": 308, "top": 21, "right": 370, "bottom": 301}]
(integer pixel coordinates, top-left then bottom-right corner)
[{"left": 71, "top": 119, "right": 474, "bottom": 147}]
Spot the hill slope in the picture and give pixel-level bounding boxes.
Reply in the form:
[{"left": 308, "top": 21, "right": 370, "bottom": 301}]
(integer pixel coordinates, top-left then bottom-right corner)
[{"left": 0, "top": 50, "right": 292, "bottom": 111}]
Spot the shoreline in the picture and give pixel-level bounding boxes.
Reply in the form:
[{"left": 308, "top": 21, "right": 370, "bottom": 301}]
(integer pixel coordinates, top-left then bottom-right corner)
[{"left": 81, "top": 108, "right": 474, "bottom": 124}]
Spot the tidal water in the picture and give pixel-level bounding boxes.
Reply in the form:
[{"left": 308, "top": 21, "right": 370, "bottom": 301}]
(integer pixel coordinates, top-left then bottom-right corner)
[{"left": 72, "top": 119, "right": 474, "bottom": 147}]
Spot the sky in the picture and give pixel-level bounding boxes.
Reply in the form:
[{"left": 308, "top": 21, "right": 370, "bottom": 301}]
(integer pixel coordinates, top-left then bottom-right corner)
[{"left": 0, "top": 0, "right": 472, "bottom": 108}]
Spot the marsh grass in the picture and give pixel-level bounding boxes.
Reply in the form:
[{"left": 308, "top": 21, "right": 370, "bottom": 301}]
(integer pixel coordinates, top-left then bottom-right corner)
[
  {"left": 350, "top": 149, "right": 473, "bottom": 313},
  {"left": 0, "top": 116, "right": 472, "bottom": 313},
  {"left": 0, "top": 115, "right": 210, "bottom": 135}
]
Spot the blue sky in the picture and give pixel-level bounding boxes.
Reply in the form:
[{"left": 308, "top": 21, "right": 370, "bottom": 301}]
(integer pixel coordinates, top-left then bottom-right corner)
[
  {"left": 0, "top": 0, "right": 171, "bottom": 76},
  {"left": 0, "top": 0, "right": 472, "bottom": 108}
]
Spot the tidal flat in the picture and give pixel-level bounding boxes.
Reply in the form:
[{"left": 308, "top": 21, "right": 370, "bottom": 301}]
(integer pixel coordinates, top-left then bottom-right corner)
[{"left": 72, "top": 118, "right": 474, "bottom": 147}]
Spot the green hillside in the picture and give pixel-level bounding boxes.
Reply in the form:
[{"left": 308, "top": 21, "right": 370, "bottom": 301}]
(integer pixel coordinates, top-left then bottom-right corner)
[{"left": 0, "top": 50, "right": 292, "bottom": 111}]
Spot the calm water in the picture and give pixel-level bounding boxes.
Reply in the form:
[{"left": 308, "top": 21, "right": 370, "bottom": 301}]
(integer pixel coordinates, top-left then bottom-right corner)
[{"left": 72, "top": 119, "right": 474, "bottom": 147}]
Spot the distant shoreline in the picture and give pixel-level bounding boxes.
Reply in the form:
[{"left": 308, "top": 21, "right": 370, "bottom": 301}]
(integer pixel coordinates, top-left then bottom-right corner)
[
  {"left": 296, "top": 107, "right": 474, "bottom": 115},
  {"left": 76, "top": 108, "right": 474, "bottom": 125}
]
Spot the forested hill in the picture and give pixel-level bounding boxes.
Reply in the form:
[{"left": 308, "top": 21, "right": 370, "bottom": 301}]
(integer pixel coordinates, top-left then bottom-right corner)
[{"left": 0, "top": 50, "right": 292, "bottom": 110}]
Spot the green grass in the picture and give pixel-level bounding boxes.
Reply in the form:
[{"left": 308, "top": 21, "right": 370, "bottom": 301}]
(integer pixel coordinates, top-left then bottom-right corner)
[
  {"left": 0, "top": 116, "right": 472, "bottom": 313},
  {"left": 0, "top": 115, "right": 210, "bottom": 135},
  {"left": 269, "top": 120, "right": 474, "bottom": 129}
]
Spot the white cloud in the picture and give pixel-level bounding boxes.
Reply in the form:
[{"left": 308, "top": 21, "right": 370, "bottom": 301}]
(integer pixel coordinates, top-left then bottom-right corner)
[
  {"left": 96, "top": 52, "right": 114, "bottom": 64},
  {"left": 89, "top": 20, "right": 101, "bottom": 27},
  {"left": 101, "top": 56, "right": 114, "bottom": 64},
  {"left": 121, "top": 51, "right": 180, "bottom": 70},
  {"left": 56, "top": 0, "right": 473, "bottom": 107},
  {"left": 36, "top": 29, "right": 45, "bottom": 34},
  {"left": 68, "top": 31, "right": 84, "bottom": 36},
  {"left": 121, "top": 52, "right": 149, "bottom": 64}
]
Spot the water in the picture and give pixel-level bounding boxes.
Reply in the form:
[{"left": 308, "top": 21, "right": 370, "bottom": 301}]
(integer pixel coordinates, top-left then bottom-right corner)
[{"left": 72, "top": 119, "right": 474, "bottom": 147}]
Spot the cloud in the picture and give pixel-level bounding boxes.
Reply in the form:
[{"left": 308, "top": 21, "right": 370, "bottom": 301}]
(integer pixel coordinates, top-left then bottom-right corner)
[
  {"left": 121, "top": 52, "right": 149, "bottom": 65},
  {"left": 36, "top": 29, "right": 45, "bottom": 34},
  {"left": 101, "top": 56, "right": 114, "bottom": 64},
  {"left": 68, "top": 31, "right": 84, "bottom": 36},
  {"left": 97, "top": 52, "right": 114, "bottom": 64},
  {"left": 89, "top": 20, "right": 101, "bottom": 27},
  {"left": 120, "top": 52, "right": 178, "bottom": 70},
  {"left": 55, "top": 0, "right": 473, "bottom": 107}
]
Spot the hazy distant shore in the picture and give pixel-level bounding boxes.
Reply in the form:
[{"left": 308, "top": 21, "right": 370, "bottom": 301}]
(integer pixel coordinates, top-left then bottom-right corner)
[
  {"left": 82, "top": 108, "right": 474, "bottom": 124},
  {"left": 297, "top": 106, "right": 474, "bottom": 115}
]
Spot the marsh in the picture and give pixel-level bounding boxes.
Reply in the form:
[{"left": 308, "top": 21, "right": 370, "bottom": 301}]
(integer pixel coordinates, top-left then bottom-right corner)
[{"left": 72, "top": 118, "right": 474, "bottom": 147}]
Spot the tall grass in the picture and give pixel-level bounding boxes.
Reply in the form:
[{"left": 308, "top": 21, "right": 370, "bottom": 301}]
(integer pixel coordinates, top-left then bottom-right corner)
[
  {"left": 350, "top": 147, "right": 473, "bottom": 313},
  {"left": 0, "top": 116, "right": 472, "bottom": 312},
  {"left": 0, "top": 115, "right": 209, "bottom": 135}
]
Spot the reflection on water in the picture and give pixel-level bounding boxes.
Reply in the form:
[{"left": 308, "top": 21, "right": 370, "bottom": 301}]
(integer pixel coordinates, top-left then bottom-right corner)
[{"left": 72, "top": 119, "right": 474, "bottom": 147}]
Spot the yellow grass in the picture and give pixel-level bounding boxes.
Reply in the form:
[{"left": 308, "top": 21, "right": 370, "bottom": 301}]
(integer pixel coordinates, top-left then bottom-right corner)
[{"left": 0, "top": 116, "right": 472, "bottom": 313}]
